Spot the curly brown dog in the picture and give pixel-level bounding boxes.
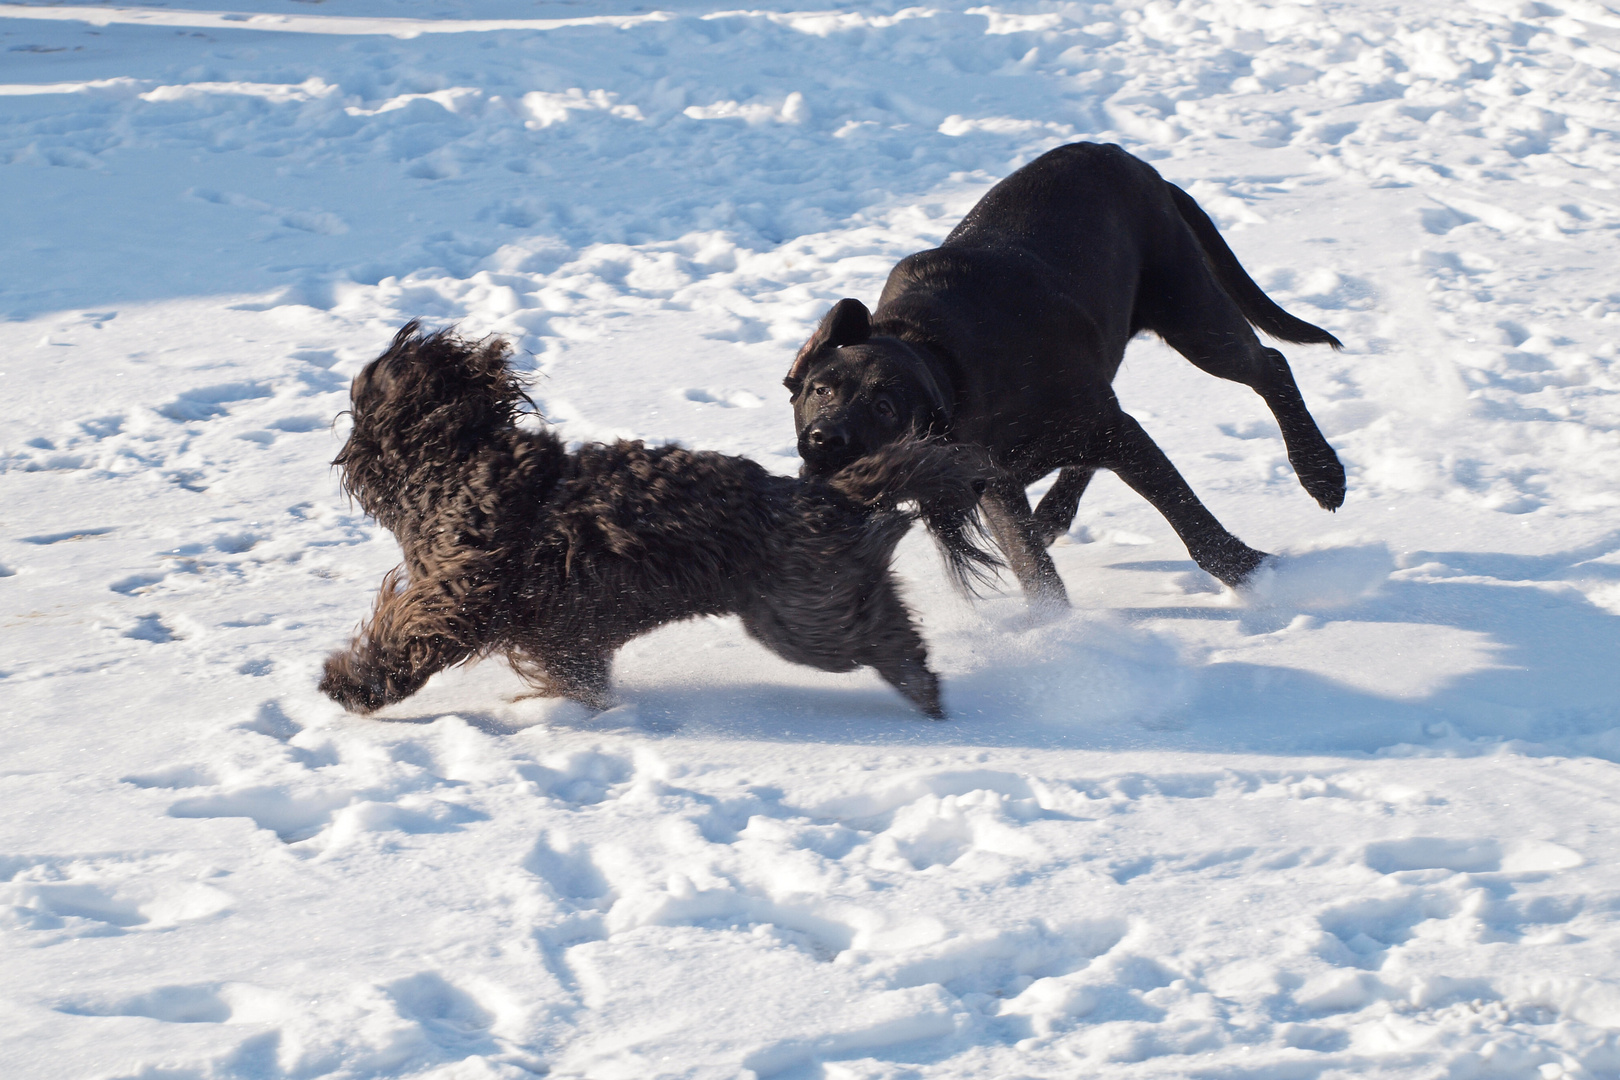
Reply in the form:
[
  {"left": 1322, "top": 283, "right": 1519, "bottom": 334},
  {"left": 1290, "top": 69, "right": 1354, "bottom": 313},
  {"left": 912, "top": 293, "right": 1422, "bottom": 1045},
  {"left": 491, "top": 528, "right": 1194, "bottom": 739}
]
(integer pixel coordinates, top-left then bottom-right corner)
[{"left": 319, "top": 322, "right": 997, "bottom": 719}]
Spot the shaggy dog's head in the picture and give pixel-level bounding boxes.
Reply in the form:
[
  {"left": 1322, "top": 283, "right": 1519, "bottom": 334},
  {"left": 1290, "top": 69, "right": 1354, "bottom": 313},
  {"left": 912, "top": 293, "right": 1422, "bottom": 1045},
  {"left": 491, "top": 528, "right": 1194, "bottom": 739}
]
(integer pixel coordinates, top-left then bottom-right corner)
[
  {"left": 784, "top": 299, "right": 951, "bottom": 477},
  {"left": 334, "top": 321, "right": 534, "bottom": 524}
]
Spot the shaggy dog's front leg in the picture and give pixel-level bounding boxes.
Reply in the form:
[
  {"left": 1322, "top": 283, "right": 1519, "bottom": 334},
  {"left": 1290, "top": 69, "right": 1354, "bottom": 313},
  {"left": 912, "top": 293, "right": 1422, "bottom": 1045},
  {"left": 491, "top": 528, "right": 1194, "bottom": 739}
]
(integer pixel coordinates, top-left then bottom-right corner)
[
  {"left": 321, "top": 571, "right": 479, "bottom": 713},
  {"left": 509, "top": 649, "right": 615, "bottom": 712}
]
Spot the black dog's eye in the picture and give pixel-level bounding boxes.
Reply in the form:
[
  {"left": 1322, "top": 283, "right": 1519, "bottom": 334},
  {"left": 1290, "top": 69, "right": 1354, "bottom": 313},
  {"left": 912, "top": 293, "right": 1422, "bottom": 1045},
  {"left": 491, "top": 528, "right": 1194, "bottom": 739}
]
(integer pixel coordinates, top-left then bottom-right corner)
[
  {"left": 874, "top": 398, "right": 896, "bottom": 419},
  {"left": 814, "top": 385, "right": 832, "bottom": 398}
]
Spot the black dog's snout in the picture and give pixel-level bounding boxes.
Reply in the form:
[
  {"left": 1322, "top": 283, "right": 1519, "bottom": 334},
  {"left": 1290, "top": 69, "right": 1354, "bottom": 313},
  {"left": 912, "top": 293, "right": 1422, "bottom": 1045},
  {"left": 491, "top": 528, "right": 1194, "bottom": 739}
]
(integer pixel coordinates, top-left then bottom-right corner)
[{"left": 806, "top": 424, "right": 848, "bottom": 451}]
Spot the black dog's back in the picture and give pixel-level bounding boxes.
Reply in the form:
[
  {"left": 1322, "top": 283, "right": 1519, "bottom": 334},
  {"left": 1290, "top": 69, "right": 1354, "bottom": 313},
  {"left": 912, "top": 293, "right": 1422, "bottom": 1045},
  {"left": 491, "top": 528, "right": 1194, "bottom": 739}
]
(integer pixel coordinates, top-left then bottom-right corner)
[{"left": 895, "top": 142, "right": 1338, "bottom": 395}]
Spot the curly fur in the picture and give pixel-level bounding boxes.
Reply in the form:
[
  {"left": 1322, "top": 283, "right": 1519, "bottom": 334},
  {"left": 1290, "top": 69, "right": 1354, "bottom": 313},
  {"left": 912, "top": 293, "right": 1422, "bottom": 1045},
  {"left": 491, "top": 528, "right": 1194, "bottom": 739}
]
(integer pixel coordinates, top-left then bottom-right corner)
[{"left": 320, "top": 322, "right": 1000, "bottom": 719}]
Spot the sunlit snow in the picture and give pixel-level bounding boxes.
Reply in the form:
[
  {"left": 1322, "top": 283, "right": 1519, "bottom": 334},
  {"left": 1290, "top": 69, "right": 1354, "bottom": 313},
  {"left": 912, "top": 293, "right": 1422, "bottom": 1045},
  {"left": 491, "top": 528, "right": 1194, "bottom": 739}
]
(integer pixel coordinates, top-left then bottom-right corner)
[{"left": 4, "top": 2, "right": 1620, "bottom": 1077}]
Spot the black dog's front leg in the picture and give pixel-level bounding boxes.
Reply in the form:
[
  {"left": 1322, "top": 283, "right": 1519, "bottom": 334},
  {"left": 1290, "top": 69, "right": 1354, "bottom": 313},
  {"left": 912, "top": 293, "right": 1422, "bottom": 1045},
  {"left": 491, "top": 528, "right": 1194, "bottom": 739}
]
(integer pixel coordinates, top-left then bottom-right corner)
[
  {"left": 1094, "top": 410, "right": 1268, "bottom": 588},
  {"left": 1031, "top": 466, "right": 1096, "bottom": 547},
  {"left": 321, "top": 575, "right": 477, "bottom": 713},
  {"left": 981, "top": 477, "right": 1070, "bottom": 608}
]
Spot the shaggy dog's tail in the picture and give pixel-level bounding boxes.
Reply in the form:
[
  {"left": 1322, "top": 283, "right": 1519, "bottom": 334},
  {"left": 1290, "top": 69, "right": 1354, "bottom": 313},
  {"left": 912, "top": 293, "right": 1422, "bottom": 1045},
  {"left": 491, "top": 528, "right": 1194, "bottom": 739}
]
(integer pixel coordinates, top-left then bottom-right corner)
[
  {"left": 830, "top": 440, "right": 1003, "bottom": 594},
  {"left": 1168, "top": 183, "right": 1344, "bottom": 351}
]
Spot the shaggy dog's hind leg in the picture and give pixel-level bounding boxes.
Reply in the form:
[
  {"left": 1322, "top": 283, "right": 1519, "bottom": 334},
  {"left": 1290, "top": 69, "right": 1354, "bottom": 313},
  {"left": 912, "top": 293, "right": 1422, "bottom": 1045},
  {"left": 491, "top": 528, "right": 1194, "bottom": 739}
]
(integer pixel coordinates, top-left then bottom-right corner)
[
  {"left": 872, "top": 652, "right": 944, "bottom": 720},
  {"left": 858, "top": 577, "right": 946, "bottom": 720},
  {"left": 321, "top": 572, "right": 478, "bottom": 713},
  {"left": 740, "top": 572, "right": 944, "bottom": 718}
]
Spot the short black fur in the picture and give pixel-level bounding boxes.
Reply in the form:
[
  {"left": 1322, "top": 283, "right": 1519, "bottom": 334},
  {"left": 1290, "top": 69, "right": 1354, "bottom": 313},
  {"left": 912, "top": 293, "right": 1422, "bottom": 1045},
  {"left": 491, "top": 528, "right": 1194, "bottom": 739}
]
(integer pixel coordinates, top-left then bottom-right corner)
[{"left": 786, "top": 142, "right": 1346, "bottom": 604}]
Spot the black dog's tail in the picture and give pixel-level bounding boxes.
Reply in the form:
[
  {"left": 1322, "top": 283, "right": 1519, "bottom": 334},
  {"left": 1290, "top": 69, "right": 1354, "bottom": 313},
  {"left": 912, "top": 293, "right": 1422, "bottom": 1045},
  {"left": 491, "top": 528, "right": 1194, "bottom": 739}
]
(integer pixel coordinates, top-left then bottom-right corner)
[
  {"left": 830, "top": 440, "right": 1003, "bottom": 594},
  {"left": 1167, "top": 184, "right": 1343, "bottom": 350}
]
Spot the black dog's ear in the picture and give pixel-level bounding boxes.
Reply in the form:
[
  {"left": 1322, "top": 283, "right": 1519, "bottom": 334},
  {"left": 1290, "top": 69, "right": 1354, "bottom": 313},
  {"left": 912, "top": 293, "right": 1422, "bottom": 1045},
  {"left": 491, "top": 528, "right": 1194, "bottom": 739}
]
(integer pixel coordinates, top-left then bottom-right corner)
[
  {"left": 909, "top": 357, "right": 952, "bottom": 434},
  {"left": 784, "top": 298, "right": 871, "bottom": 400}
]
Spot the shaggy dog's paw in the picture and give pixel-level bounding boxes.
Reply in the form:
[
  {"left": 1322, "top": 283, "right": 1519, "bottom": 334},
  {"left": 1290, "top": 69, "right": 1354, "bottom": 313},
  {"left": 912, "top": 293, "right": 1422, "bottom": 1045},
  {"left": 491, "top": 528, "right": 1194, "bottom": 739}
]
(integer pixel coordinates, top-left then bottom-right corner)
[
  {"left": 884, "top": 659, "right": 945, "bottom": 719},
  {"left": 319, "top": 653, "right": 388, "bottom": 714}
]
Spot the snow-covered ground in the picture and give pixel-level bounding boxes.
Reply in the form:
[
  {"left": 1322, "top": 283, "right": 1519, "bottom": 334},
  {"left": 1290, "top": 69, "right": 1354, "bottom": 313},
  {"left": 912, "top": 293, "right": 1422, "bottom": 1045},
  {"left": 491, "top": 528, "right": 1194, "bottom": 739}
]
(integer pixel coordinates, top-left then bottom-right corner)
[{"left": 5, "top": 0, "right": 1620, "bottom": 1076}]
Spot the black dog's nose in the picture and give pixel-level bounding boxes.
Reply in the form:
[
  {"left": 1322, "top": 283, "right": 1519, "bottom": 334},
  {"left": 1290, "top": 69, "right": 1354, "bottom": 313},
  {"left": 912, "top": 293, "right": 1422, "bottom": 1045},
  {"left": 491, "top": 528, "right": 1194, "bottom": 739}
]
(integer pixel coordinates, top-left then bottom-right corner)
[{"left": 806, "top": 425, "right": 848, "bottom": 451}]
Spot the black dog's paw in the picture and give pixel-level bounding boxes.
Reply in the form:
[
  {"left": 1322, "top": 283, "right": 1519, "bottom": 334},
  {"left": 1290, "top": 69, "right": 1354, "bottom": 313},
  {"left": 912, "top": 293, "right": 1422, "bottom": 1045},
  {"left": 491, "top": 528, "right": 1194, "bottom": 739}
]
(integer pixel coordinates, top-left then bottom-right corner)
[
  {"left": 319, "top": 653, "right": 388, "bottom": 714},
  {"left": 1297, "top": 451, "right": 1347, "bottom": 512},
  {"left": 1288, "top": 442, "right": 1346, "bottom": 512},
  {"left": 1202, "top": 541, "right": 1271, "bottom": 590}
]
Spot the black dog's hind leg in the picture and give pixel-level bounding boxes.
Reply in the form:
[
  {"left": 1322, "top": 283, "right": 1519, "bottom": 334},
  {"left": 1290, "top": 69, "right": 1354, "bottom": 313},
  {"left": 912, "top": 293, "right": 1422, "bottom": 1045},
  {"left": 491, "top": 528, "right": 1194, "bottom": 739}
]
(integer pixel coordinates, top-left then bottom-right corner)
[
  {"left": 981, "top": 477, "right": 1070, "bottom": 606},
  {"left": 321, "top": 574, "right": 478, "bottom": 713},
  {"left": 1091, "top": 408, "right": 1269, "bottom": 588},
  {"left": 1031, "top": 466, "right": 1096, "bottom": 547},
  {"left": 1148, "top": 258, "right": 1346, "bottom": 511},
  {"left": 1253, "top": 348, "right": 1345, "bottom": 511}
]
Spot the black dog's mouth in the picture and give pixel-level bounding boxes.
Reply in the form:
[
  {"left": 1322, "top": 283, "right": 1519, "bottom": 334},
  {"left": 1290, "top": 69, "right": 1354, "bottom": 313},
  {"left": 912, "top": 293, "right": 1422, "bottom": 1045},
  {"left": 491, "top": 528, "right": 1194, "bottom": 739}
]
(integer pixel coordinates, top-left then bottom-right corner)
[{"left": 797, "top": 435, "right": 863, "bottom": 477}]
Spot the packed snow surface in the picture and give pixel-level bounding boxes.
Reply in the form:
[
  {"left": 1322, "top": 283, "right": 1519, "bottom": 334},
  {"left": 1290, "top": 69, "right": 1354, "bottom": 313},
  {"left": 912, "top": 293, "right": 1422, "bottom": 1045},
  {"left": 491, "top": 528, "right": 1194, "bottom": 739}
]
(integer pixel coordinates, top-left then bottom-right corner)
[{"left": 5, "top": 0, "right": 1620, "bottom": 1076}]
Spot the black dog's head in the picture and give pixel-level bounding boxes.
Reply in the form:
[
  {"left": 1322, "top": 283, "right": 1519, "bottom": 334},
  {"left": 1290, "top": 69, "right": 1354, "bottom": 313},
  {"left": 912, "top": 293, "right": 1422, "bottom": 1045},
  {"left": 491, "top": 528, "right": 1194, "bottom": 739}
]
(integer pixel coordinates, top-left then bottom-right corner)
[
  {"left": 785, "top": 299, "right": 951, "bottom": 477},
  {"left": 335, "top": 321, "right": 534, "bottom": 523}
]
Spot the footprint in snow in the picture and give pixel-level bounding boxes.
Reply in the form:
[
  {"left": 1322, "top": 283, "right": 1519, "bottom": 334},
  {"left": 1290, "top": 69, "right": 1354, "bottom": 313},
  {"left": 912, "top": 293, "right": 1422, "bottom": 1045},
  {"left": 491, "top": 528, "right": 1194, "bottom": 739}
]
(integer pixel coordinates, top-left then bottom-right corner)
[
  {"left": 525, "top": 833, "right": 613, "bottom": 904},
  {"left": 238, "top": 700, "right": 301, "bottom": 740},
  {"left": 516, "top": 748, "right": 635, "bottom": 806},
  {"left": 267, "top": 414, "right": 327, "bottom": 433},
  {"left": 123, "top": 764, "right": 218, "bottom": 789},
  {"left": 23, "top": 527, "right": 115, "bottom": 545},
  {"left": 5, "top": 880, "right": 146, "bottom": 933},
  {"left": 56, "top": 983, "right": 286, "bottom": 1025},
  {"left": 155, "top": 382, "right": 273, "bottom": 423},
  {"left": 58, "top": 984, "right": 232, "bottom": 1023},
  {"left": 80, "top": 414, "right": 125, "bottom": 439},
  {"left": 385, "top": 972, "right": 498, "bottom": 1050},
  {"left": 168, "top": 785, "right": 353, "bottom": 844},
  {"left": 683, "top": 387, "right": 764, "bottom": 408},
  {"left": 1364, "top": 836, "right": 1582, "bottom": 876},
  {"left": 124, "top": 613, "right": 180, "bottom": 643}
]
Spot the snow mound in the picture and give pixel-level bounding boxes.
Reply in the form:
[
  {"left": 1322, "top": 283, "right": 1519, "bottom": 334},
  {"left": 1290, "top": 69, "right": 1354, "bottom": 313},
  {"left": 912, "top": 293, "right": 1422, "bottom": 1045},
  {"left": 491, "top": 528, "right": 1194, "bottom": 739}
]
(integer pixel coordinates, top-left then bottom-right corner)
[
  {"left": 1239, "top": 540, "right": 1395, "bottom": 610},
  {"left": 943, "top": 611, "right": 1196, "bottom": 731}
]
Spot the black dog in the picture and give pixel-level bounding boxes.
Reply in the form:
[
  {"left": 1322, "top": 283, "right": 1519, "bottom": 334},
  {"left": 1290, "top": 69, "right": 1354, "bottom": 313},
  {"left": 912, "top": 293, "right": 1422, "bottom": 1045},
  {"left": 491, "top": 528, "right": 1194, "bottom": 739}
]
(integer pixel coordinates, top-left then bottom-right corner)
[
  {"left": 320, "top": 323, "right": 996, "bottom": 719},
  {"left": 785, "top": 142, "right": 1345, "bottom": 605}
]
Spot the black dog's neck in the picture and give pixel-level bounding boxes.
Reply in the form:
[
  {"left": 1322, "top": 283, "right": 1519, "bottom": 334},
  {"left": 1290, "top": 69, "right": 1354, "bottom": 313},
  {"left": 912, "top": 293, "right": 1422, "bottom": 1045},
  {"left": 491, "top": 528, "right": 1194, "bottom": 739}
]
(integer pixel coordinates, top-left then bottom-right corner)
[{"left": 876, "top": 324, "right": 958, "bottom": 421}]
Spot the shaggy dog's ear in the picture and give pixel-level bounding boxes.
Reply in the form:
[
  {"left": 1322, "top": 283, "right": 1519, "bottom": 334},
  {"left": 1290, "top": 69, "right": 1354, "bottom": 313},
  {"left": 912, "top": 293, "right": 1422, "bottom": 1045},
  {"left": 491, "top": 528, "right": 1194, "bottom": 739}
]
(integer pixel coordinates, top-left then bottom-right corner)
[{"left": 784, "top": 298, "right": 871, "bottom": 400}]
